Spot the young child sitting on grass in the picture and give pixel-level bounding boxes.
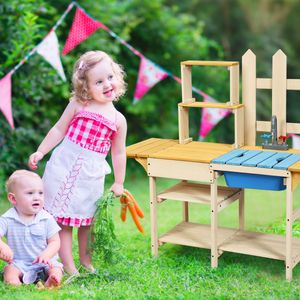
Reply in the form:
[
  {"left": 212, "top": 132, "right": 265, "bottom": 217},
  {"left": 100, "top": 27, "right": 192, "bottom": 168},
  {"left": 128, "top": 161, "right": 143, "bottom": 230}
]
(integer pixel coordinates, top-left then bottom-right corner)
[{"left": 0, "top": 170, "right": 63, "bottom": 287}]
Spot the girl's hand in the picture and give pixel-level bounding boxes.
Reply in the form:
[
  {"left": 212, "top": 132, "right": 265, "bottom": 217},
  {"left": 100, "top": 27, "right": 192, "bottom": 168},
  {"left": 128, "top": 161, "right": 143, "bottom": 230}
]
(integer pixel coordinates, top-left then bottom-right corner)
[
  {"left": 110, "top": 183, "right": 124, "bottom": 197},
  {"left": 28, "top": 151, "right": 44, "bottom": 170},
  {"left": 0, "top": 243, "right": 13, "bottom": 263}
]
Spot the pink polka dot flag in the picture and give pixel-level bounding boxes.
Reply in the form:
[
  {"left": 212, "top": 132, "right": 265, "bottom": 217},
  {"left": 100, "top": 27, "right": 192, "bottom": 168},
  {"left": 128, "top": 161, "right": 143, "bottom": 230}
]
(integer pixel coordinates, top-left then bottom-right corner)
[{"left": 62, "top": 8, "right": 108, "bottom": 55}]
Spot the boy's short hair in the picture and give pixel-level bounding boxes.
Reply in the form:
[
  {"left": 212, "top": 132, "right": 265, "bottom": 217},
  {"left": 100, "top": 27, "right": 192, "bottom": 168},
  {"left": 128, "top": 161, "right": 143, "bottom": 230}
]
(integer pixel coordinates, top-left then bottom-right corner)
[{"left": 6, "top": 170, "right": 41, "bottom": 193}]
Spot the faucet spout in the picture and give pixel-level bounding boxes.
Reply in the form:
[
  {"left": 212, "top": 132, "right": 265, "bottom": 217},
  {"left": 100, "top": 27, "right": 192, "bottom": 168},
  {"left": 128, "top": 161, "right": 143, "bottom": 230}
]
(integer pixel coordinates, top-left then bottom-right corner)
[
  {"left": 262, "top": 115, "right": 288, "bottom": 150},
  {"left": 271, "top": 115, "right": 278, "bottom": 145}
]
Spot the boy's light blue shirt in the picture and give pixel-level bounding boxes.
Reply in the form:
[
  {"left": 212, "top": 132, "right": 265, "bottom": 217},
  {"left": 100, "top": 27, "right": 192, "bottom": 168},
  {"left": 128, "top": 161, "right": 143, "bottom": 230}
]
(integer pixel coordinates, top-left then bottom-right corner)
[{"left": 0, "top": 208, "right": 61, "bottom": 265}]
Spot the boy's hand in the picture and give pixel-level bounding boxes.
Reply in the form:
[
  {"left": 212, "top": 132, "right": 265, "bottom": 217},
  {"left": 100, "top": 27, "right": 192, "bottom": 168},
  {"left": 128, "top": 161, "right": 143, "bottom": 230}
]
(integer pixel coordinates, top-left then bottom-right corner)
[
  {"left": 32, "top": 254, "right": 53, "bottom": 267},
  {"left": 110, "top": 183, "right": 124, "bottom": 197},
  {"left": 0, "top": 243, "right": 13, "bottom": 263},
  {"left": 28, "top": 151, "right": 44, "bottom": 170}
]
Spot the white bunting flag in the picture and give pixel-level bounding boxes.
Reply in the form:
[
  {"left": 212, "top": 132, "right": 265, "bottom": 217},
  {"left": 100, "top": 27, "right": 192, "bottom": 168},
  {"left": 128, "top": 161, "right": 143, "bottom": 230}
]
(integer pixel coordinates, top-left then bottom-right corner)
[{"left": 37, "top": 30, "right": 66, "bottom": 81}]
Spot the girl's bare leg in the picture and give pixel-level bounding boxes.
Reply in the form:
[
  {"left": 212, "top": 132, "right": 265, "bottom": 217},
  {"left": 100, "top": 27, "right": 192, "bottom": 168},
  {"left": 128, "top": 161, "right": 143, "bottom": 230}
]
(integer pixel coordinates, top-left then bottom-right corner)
[
  {"left": 45, "top": 267, "right": 63, "bottom": 287},
  {"left": 78, "top": 225, "right": 93, "bottom": 269},
  {"left": 59, "top": 225, "right": 78, "bottom": 275},
  {"left": 4, "top": 264, "right": 22, "bottom": 286}
]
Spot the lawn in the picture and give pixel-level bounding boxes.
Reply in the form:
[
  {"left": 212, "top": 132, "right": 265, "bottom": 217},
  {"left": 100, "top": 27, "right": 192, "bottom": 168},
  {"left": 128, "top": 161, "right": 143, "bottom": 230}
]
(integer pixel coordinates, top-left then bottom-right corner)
[{"left": 1, "top": 169, "right": 300, "bottom": 299}]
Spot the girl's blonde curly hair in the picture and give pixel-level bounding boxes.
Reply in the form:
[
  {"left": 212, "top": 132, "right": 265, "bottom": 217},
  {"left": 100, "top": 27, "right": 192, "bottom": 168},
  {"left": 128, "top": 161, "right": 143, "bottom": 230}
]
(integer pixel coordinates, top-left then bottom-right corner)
[{"left": 71, "top": 51, "right": 126, "bottom": 103}]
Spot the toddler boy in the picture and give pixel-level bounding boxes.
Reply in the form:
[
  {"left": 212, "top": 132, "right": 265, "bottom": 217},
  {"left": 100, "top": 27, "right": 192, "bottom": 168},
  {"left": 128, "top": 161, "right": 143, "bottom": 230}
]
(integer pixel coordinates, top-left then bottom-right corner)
[{"left": 0, "top": 170, "right": 63, "bottom": 287}]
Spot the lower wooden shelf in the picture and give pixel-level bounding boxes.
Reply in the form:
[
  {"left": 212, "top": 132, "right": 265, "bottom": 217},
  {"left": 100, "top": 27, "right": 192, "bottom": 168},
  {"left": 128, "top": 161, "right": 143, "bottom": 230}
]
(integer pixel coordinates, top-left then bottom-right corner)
[
  {"left": 159, "top": 222, "right": 300, "bottom": 262},
  {"left": 159, "top": 222, "right": 235, "bottom": 250},
  {"left": 157, "top": 181, "right": 241, "bottom": 207}
]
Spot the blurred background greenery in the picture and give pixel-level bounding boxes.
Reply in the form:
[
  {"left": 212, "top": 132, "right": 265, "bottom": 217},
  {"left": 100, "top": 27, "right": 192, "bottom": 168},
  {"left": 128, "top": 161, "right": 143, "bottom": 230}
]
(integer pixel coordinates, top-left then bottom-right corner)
[{"left": 1, "top": 0, "right": 300, "bottom": 196}]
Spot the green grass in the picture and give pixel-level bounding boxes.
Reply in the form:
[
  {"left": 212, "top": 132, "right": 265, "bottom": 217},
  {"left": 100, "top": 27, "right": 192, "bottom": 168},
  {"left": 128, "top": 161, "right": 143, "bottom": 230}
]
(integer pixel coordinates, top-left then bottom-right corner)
[{"left": 1, "top": 171, "right": 300, "bottom": 299}]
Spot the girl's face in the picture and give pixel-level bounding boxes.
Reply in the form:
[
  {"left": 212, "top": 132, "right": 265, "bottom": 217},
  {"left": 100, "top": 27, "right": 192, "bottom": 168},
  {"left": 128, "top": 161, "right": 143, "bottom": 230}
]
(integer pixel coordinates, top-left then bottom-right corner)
[{"left": 86, "top": 59, "right": 119, "bottom": 103}]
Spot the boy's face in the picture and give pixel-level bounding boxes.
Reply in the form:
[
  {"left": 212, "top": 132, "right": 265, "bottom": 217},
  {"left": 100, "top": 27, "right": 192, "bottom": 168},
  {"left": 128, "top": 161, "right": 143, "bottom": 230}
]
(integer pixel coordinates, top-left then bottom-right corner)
[{"left": 8, "top": 176, "right": 44, "bottom": 217}]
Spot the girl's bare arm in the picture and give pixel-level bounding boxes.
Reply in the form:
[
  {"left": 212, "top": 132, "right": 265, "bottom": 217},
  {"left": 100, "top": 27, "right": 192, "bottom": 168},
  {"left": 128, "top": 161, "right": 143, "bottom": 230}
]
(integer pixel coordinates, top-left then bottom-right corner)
[
  {"left": 110, "top": 112, "right": 127, "bottom": 196},
  {"left": 28, "top": 101, "right": 80, "bottom": 170}
]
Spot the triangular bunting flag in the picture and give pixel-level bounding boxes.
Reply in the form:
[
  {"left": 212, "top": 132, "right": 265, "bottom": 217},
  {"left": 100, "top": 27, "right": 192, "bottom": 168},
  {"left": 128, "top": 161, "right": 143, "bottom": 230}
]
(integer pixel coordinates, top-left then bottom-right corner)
[
  {"left": 292, "top": 134, "right": 300, "bottom": 149},
  {"left": 62, "top": 8, "right": 108, "bottom": 55},
  {"left": 37, "top": 31, "right": 66, "bottom": 81},
  {"left": 133, "top": 56, "right": 168, "bottom": 103},
  {"left": 0, "top": 72, "right": 14, "bottom": 129},
  {"left": 199, "top": 96, "right": 231, "bottom": 140}
]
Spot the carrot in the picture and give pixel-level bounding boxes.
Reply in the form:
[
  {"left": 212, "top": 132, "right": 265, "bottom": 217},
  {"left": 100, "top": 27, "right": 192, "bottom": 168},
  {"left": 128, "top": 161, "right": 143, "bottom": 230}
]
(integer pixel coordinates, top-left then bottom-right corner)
[
  {"left": 124, "top": 189, "right": 144, "bottom": 218},
  {"left": 119, "top": 194, "right": 128, "bottom": 222},
  {"left": 127, "top": 199, "right": 144, "bottom": 234}
]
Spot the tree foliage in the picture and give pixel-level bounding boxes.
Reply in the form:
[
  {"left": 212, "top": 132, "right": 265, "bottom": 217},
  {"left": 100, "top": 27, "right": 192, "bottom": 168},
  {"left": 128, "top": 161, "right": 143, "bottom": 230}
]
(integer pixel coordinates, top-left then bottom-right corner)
[
  {"left": 168, "top": 0, "right": 300, "bottom": 124},
  {"left": 4, "top": 0, "right": 300, "bottom": 193},
  {"left": 0, "top": 0, "right": 224, "bottom": 191}
]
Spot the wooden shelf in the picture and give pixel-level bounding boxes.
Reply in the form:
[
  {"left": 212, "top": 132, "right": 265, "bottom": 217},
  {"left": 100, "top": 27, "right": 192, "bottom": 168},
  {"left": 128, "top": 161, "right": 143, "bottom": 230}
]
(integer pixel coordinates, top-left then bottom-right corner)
[
  {"left": 159, "top": 222, "right": 235, "bottom": 249},
  {"left": 219, "top": 230, "right": 300, "bottom": 261},
  {"left": 181, "top": 61, "right": 239, "bottom": 67},
  {"left": 178, "top": 102, "right": 244, "bottom": 110},
  {"left": 157, "top": 182, "right": 241, "bottom": 210},
  {"left": 159, "top": 222, "right": 300, "bottom": 262}
]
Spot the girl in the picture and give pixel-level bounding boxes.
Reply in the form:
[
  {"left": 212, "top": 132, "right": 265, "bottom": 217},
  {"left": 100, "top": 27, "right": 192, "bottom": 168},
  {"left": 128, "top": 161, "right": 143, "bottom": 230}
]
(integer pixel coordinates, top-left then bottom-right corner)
[{"left": 28, "top": 51, "right": 127, "bottom": 275}]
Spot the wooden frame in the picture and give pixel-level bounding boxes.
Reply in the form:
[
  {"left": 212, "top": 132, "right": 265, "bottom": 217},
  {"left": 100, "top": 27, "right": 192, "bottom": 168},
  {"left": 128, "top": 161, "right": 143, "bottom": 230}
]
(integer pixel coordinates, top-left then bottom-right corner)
[
  {"left": 242, "top": 49, "right": 300, "bottom": 145},
  {"left": 179, "top": 60, "right": 244, "bottom": 148},
  {"left": 126, "top": 50, "right": 300, "bottom": 281}
]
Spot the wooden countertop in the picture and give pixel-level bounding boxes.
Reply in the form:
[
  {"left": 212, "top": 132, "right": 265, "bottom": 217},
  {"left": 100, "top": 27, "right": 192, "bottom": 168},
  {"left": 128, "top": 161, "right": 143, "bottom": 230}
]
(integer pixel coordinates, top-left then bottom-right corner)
[
  {"left": 126, "top": 138, "right": 233, "bottom": 163},
  {"left": 126, "top": 138, "right": 300, "bottom": 173}
]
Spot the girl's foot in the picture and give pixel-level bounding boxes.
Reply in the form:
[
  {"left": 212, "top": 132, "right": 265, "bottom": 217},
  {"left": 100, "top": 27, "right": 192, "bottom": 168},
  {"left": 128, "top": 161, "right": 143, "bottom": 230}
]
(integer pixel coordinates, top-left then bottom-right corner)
[
  {"left": 64, "top": 266, "right": 80, "bottom": 276},
  {"left": 80, "top": 264, "right": 97, "bottom": 274}
]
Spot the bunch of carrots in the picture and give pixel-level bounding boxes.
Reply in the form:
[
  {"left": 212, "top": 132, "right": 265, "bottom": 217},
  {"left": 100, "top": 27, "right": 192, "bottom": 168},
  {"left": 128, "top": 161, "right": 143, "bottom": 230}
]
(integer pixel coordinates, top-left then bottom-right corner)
[{"left": 119, "top": 189, "right": 145, "bottom": 234}]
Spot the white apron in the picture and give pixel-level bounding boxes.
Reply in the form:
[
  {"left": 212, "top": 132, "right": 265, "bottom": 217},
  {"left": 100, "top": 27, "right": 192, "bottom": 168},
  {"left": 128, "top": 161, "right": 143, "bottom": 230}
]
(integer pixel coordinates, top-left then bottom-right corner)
[{"left": 43, "top": 138, "right": 111, "bottom": 222}]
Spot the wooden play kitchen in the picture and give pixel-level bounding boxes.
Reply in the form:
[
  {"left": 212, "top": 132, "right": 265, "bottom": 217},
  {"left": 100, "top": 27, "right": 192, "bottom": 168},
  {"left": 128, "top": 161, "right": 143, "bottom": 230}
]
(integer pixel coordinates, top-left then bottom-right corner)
[{"left": 126, "top": 50, "right": 300, "bottom": 280}]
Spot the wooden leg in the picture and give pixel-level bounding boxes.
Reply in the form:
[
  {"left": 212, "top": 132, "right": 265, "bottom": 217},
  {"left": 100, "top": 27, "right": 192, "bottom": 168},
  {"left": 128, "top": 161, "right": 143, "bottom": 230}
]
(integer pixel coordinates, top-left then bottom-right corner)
[
  {"left": 239, "top": 189, "right": 245, "bottom": 230},
  {"left": 286, "top": 176, "right": 293, "bottom": 281},
  {"left": 149, "top": 176, "right": 158, "bottom": 256},
  {"left": 183, "top": 202, "right": 189, "bottom": 222},
  {"left": 211, "top": 178, "right": 218, "bottom": 268},
  {"left": 182, "top": 180, "right": 189, "bottom": 222}
]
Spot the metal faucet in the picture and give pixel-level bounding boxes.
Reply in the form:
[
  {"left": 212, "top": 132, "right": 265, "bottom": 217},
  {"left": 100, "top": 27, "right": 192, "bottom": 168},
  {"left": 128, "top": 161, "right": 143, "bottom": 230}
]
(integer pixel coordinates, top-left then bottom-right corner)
[
  {"left": 271, "top": 115, "right": 278, "bottom": 145},
  {"left": 262, "top": 114, "right": 288, "bottom": 150}
]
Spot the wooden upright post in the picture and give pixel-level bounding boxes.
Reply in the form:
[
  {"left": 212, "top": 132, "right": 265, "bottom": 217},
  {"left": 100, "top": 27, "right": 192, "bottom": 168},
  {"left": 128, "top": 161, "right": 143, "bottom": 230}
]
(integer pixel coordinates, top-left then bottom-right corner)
[
  {"left": 229, "top": 64, "right": 239, "bottom": 105},
  {"left": 179, "top": 64, "right": 194, "bottom": 144},
  {"left": 149, "top": 176, "right": 158, "bottom": 256},
  {"left": 272, "top": 50, "right": 287, "bottom": 137},
  {"left": 242, "top": 50, "right": 257, "bottom": 146},
  {"left": 229, "top": 63, "right": 244, "bottom": 148},
  {"left": 211, "top": 178, "right": 218, "bottom": 268},
  {"left": 286, "top": 175, "right": 293, "bottom": 281}
]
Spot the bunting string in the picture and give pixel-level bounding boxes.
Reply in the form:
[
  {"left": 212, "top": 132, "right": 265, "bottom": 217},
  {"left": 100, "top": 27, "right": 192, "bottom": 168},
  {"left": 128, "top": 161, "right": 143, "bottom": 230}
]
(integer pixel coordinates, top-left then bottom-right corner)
[
  {"left": 0, "top": 1, "right": 229, "bottom": 138},
  {"left": 9, "top": 2, "right": 75, "bottom": 76},
  {"left": 73, "top": 2, "right": 207, "bottom": 97}
]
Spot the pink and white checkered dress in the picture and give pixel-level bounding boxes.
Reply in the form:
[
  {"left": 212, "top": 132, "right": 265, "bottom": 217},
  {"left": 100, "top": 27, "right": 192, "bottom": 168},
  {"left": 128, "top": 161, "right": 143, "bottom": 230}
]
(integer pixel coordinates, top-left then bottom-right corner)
[{"left": 43, "top": 111, "right": 117, "bottom": 227}]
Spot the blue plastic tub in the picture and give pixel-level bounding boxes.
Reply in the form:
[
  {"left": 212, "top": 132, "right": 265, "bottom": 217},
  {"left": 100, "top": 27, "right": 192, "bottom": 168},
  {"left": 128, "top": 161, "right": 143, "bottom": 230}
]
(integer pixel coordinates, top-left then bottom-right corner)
[{"left": 223, "top": 172, "right": 286, "bottom": 191}]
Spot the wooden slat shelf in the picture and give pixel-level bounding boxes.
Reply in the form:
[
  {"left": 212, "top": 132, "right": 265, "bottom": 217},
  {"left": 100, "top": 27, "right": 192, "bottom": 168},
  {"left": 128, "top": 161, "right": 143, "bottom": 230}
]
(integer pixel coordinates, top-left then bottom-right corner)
[
  {"left": 159, "top": 222, "right": 300, "bottom": 262},
  {"left": 157, "top": 182, "right": 241, "bottom": 206},
  {"left": 178, "top": 102, "right": 244, "bottom": 109},
  {"left": 220, "top": 230, "right": 300, "bottom": 261},
  {"left": 159, "top": 222, "right": 235, "bottom": 249},
  {"left": 181, "top": 61, "right": 239, "bottom": 67}
]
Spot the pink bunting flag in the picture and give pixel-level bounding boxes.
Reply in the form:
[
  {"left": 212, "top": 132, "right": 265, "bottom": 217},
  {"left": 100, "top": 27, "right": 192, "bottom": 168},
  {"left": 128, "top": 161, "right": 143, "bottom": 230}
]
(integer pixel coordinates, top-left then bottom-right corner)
[
  {"left": 133, "top": 56, "right": 168, "bottom": 103},
  {"left": 62, "top": 8, "right": 108, "bottom": 55},
  {"left": 0, "top": 72, "right": 14, "bottom": 129},
  {"left": 199, "top": 96, "right": 231, "bottom": 140}
]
